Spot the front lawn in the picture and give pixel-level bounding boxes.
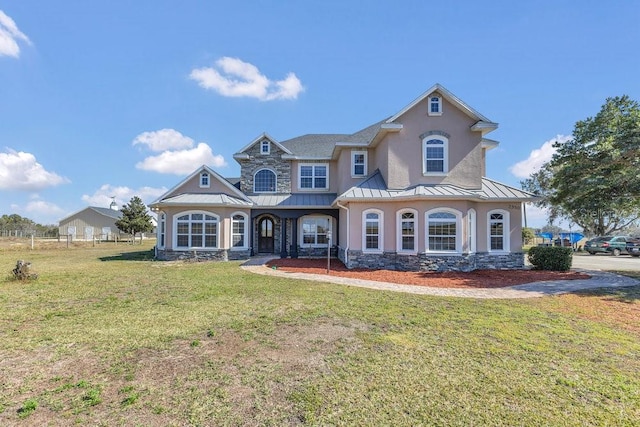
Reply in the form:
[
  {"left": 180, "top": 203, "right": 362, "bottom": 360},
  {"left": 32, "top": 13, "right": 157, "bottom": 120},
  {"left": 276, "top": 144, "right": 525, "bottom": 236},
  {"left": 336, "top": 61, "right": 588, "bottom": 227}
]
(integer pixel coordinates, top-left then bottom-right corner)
[{"left": 1, "top": 242, "right": 638, "bottom": 425}]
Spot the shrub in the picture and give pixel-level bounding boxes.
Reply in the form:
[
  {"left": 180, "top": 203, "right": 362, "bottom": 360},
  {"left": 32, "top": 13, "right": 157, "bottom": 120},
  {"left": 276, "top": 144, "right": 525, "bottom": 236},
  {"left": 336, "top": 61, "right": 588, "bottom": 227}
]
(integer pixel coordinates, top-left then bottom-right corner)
[{"left": 527, "top": 246, "right": 573, "bottom": 271}]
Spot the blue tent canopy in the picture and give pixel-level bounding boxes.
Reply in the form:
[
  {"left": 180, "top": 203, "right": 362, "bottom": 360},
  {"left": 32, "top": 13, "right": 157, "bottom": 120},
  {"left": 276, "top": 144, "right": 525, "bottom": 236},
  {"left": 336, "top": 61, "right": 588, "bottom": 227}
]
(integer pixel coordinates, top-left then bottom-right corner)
[
  {"left": 537, "top": 232, "right": 554, "bottom": 240},
  {"left": 560, "top": 232, "right": 584, "bottom": 243}
]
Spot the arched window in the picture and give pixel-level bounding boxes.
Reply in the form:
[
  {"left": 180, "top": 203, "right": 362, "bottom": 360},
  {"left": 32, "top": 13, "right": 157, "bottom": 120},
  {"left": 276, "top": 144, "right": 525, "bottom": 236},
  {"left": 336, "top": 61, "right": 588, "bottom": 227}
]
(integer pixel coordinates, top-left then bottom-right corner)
[
  {"left": 488, "top": 210, "right": 510, "bottom": 252},
  {"left": 231, "top": 212, "right": 248, "bottom": 249},
  {"left": 175, "top": 211, "right": 219, "bottom": 249},
  {"left": 396, "top": 209, "right": 417, "bottom": 253},
  {"left": 254, "top": 169, "right": 276, "bottom": 193},
  {"left": 363, "top": 209, "right": 383, "bottom": 252},
  {"left": 426, "top": 209, "right": 461, "bottom": 253},
  {"left": 423, "top": 136, "right": 448, "bottom": 174}
]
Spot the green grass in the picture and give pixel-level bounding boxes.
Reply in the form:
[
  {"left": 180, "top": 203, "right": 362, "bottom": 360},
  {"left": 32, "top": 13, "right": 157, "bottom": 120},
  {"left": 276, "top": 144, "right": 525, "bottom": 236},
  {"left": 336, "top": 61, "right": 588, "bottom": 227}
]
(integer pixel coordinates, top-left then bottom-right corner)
[{"left": 1, "top": 241, "right": 639, "bottom": 425}]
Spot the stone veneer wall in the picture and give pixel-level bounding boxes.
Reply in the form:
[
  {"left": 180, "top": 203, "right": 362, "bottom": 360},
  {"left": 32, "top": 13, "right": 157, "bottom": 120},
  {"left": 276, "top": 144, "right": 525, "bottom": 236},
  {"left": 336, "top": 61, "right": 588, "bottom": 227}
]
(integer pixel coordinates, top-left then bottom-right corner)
[
  {"left": 338, "top": 248, "right": 525, "bottom": 272},
  {"left": 296, "top": 246, "right": 338, "bottom": 258},
  {"left": 156, "top": 249, "right": 251, "bottom": 262},
  {"left": 238, "top": 142, "right": 291, "bottom": 194}
]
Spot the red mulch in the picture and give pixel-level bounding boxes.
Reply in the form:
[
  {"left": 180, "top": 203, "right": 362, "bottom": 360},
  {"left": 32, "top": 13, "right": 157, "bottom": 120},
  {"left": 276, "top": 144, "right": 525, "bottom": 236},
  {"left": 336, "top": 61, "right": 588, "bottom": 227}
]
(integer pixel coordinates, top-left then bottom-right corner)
[{"left": 267, "top": 258, "right": 591, "bottom": 289}]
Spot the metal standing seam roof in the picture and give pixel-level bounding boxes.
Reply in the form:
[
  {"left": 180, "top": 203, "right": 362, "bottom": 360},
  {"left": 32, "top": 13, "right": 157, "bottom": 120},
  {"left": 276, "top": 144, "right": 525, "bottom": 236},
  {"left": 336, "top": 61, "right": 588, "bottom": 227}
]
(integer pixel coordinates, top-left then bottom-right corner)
[
  {"left": 249, "top": 193, "right": 338, "bottom": 208},
  {"left": 336, "top": 171, "right": 536, "bottom": 202},
  {"left": 89, "top": 207, "right": 123, "bottom": 219},
  {"left": 156, "top": 193, "right": 254, "bottom": 207}
]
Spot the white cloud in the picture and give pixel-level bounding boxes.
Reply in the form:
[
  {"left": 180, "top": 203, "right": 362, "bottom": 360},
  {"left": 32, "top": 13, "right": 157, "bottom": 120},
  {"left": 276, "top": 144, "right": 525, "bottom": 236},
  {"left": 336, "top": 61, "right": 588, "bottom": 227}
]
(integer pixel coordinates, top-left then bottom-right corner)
[
  {"left": 190, "top": 57, "right": 304, "bottom": 101},
  {"left": 132, "top": 129, "right": 195, "bottom": 152},
  {"left": 133, "top": 129, "right": 227, "bottom": 174},
  {"left": 0, "top": 149, "right": 70, "bottom": 191},
  {"left": 0, "top": 10, "right": 31, "bottom": 58},
  {"left": 509, "top": 135, "right": 572, "bottom": 179},
  {"left": 81, "top": 184, "right": 168, "bottom": 208}
]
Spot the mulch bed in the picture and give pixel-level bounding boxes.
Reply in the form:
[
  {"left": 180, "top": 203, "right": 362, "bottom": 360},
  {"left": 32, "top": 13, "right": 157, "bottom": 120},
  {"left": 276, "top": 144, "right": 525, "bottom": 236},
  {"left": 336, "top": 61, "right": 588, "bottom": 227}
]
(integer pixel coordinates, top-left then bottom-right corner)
[{"left": 267, "top": 258, "right": 591, "bottom": 289}]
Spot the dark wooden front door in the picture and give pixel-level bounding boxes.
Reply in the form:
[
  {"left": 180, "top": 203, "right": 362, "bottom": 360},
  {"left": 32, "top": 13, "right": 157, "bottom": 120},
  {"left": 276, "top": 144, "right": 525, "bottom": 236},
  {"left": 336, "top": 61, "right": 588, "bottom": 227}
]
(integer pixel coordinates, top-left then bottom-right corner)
[{"left": 258, "top": 218, "right": 274, "bottom": 253}]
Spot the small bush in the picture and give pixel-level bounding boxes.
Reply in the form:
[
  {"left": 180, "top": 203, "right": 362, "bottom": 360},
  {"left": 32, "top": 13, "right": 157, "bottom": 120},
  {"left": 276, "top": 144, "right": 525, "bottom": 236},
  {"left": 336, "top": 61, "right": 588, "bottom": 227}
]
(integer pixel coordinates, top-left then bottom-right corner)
[{"left": 528, "top": 246, "right": 573, "bottom": 271}]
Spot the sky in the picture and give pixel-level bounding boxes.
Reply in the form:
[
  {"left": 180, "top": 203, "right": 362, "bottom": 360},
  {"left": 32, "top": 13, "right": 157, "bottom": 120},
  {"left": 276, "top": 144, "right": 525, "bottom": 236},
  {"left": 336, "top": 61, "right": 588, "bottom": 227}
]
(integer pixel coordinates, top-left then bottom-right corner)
[{"left": 1, "top": 1, "right": 639, "bottom": 228}]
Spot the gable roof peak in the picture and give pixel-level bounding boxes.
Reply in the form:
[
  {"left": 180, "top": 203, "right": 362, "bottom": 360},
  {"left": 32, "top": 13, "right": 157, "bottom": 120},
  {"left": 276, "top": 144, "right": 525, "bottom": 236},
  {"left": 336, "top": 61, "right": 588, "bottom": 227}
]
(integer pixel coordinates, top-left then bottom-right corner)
[
  {"left": 234, "top": 132, "right": 292, "bottom": 156},
  {"left": 386, "top": 83, "right": 495, "bottom": 128}
]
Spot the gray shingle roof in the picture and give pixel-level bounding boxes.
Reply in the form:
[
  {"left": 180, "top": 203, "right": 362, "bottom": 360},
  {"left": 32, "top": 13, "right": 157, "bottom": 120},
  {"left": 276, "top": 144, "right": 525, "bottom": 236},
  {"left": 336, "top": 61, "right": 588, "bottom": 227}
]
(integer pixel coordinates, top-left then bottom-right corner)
[
  {"left": 336, "top": 171, "right": 536, "bottom": 202},
  {"left": 249, "top": 193, "right": 337, "bottom": 208},
  {"left": 279, "top": 134, "right": 348, "bottom": 157}
]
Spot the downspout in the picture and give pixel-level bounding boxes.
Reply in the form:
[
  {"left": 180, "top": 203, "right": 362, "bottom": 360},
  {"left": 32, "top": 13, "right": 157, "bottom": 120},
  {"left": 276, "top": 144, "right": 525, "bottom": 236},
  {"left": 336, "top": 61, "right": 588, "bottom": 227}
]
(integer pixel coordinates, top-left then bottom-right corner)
[{"left": 336, "top": 201, "right": 349, "bottom": 262}]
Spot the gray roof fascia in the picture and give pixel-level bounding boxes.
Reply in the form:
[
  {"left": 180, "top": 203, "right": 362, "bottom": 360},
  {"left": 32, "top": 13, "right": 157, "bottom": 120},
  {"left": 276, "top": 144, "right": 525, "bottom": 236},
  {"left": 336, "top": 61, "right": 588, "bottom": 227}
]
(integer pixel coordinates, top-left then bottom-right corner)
[{"left": 481, "top": 138, "right": 500, "bottom": 150}]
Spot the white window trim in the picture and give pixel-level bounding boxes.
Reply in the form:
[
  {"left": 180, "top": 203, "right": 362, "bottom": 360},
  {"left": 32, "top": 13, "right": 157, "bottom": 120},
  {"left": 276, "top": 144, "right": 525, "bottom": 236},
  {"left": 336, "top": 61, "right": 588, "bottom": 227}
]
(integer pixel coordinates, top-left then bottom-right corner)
[
  {"left": 396, "top": 208, "right": 418, "bottom": 255},
  {"left": 253, "top": 168, "right": 277, "bottom": 193},
  {"left": 299, "top": 215, "right": 332, "bottom": 248},
  {"left": 487, "top": 209, "right": 510, "bottom": 253},
  {"left": 157, "top": 213, "right": 166, "bottom": 249},
  {"left": 428, "top": 96, "right": 443, "bottom": 116},
  {"left": 230, "top": 211, "right": 249, "bottom": 250},
  {"left": 362, "top": 209, "right": 384, "bottom": 253},
  {"left": 425, "top": 208, "right": 462, "bottom": 254},
  {"left": 298, "top": 163, "right": 329, "bottom": 191},
  {"left": 260, "top": 140, "right": 270, "bottom": 155},
  {"left": 199, "top": 172, "right": 210, "bottom": 188},
  {"left": 351, "top": 150, "right": 368, "bottom": 177},
  {"left": 467, "top": 208, "right": 476, "bottom": 254},
  {"left": 173, "top": 210, "right": 219, "bottom": 250},
  {"left": 422, "top": 135, "right": 449, "bottom": 176}
]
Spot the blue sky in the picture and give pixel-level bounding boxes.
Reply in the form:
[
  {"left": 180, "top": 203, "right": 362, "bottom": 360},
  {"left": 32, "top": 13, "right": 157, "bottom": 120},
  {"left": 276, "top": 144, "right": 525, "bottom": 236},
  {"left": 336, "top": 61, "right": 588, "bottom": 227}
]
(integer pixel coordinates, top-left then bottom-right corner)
[{"left": 1, "top": 1, "right": 639, "bottom": 228}]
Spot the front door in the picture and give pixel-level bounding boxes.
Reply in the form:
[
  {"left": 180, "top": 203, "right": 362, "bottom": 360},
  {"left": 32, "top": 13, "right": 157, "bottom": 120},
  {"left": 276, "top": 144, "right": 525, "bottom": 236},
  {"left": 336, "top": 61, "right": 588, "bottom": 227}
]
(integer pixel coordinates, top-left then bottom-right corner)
[{"left": 258, "top": 218, "right": 275, "bottom": 253}]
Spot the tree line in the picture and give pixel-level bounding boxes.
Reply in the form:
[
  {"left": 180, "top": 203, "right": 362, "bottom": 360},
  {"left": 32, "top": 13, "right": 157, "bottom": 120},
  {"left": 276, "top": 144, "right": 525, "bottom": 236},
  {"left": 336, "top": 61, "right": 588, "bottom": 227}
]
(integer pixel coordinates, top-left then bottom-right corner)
[
  {"left": 522, "top": 95, "right": 640, "bottom": 236},
  {"left": 0, "top": 214, "right": 58, "bottom": 237}
]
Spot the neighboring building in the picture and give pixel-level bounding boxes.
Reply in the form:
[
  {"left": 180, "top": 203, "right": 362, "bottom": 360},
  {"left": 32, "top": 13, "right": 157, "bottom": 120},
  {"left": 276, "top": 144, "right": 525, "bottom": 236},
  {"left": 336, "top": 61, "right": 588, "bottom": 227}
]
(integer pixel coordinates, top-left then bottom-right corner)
[
  {"left": 150, "top": 84, "right": 535, "bottom": 271},
  {"left": 58, "top": 205, "right": 123, "bottom": 241}
]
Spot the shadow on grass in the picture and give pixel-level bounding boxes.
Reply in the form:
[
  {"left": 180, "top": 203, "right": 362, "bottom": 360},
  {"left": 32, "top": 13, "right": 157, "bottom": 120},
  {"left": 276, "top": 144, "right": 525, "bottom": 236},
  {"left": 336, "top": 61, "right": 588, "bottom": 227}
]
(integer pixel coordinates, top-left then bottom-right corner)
[
  {"left": 572, "top": 284, "right": 640, "bottom": 303},
  {"left": 99, "top": 250, "right": 155, "bottom": 262}
]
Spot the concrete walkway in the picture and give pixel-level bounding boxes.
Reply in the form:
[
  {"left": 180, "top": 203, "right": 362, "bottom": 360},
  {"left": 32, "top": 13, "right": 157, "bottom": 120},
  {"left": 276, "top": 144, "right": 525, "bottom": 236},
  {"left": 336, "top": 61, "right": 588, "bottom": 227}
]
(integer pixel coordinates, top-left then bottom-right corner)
[{"left": 240, "top": 257, "right": 640, "bottom": 299}]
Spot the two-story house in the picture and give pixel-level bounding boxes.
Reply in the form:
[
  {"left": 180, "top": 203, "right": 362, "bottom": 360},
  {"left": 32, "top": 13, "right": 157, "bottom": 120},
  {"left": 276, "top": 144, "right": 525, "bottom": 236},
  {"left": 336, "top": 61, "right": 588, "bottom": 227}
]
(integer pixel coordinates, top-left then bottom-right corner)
[{"left": 149, "top": 84, "right": 535, "bottom": 271}]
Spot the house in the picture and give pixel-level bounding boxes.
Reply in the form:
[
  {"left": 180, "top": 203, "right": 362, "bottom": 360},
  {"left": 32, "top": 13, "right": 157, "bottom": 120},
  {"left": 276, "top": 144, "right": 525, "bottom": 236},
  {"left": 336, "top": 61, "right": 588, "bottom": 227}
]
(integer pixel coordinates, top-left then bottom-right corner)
[
  {"left": 149, "top": 84, "right": 535, "bottom": 271},
  {"left": 58, "top": 202, "right": 123, "bottom": 241}
]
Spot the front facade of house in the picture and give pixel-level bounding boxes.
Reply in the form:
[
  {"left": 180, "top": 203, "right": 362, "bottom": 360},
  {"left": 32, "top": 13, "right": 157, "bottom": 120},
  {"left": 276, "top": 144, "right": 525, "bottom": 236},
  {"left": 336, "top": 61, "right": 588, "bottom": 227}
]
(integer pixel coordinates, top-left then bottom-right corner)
[{"left": 150, "top": 84, "right": 535, "bottom": 271}]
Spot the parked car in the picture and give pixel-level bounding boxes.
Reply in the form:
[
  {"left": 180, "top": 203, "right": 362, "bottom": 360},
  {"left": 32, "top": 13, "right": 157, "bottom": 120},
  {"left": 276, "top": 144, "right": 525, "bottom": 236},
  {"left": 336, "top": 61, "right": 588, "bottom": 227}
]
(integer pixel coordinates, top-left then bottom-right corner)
[
  {"left": 626, "top": 238, "right": 640, "bottom": 257},
  {"left": 585, "top": 236, "right": 629, "bottom": 256}
]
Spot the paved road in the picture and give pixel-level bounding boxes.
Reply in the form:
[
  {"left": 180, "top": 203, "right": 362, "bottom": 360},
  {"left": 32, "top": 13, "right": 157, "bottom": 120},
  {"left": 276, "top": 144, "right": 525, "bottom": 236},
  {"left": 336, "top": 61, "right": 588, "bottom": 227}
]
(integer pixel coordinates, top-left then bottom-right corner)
[{"left": 572, "top": 252, "right": 640, "bottom": 271}]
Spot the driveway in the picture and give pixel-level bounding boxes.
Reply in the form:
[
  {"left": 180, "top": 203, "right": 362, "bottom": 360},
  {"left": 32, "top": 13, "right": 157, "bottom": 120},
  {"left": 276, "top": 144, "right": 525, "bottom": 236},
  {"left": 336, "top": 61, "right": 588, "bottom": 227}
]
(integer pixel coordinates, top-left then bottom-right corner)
[{"left": 572, "top": 252, "right": 640, "bottom": 271}]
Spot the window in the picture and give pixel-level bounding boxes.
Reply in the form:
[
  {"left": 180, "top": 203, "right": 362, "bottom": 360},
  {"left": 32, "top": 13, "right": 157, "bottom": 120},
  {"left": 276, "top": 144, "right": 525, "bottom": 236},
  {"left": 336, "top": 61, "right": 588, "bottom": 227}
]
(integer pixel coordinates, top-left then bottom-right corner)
[
  {"left": 428, "top": 96, "right": 442, "bottom": 116},
  {"left": 260, "top": 140, "right": 270, "bottom": 154},
  {"left": 363, "top": 210, "right": 383, "bottom": 252},
  {"left": 423, "top": 136, "right": 448, "bottom": 174},
  {"left": 351, "top": 151, "right": 367, "bottom": 177},
  {"left": 488, "top": 210, "right": 509, "bottom": 252},
  {"left": 200, "top": 172, "right": 210, "bottom": 188},
  {"left": 301, "top": 216, "right": 330, "bottom": 246},
  {"left": 397, "top": 209, "right": 417, "bottom": 253},
  {"left": 299, "top": 164, "right": 328, "bottom": 189},
  {"left": 426, "top": 209, "right": 461, "bottom": 252},
  {"left": 231, "top": 213, "right": 248, "bottom": 249},
  {"left": 175, "top": 212, "right": 218, "bottom": 249},
  {"left": 158, "top": 213, "right": 166, "bottom": 248},
  {"left": 254, "top": 169, "right": 276, "bottom": 193}
]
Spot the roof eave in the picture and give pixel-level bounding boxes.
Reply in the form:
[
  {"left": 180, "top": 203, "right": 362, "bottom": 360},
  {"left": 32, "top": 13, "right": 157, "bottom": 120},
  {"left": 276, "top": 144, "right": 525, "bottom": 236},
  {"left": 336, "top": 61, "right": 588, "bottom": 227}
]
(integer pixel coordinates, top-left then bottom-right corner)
[{"left": 471, "top": 121, "right": 499, "bottom": 135}]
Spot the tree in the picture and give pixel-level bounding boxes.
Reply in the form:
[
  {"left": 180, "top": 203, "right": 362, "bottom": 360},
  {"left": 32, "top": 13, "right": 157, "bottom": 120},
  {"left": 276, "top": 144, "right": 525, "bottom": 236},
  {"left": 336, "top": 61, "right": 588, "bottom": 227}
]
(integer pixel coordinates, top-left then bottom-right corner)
[
  {"left": 522, "top": 227, "right": 535, "bottom": 245},
  {"left": 115, "top": 196, "right": 154, "bottom": 244},
  {"left": 522, "top": 96, "right": 640, "bottom": 236}
]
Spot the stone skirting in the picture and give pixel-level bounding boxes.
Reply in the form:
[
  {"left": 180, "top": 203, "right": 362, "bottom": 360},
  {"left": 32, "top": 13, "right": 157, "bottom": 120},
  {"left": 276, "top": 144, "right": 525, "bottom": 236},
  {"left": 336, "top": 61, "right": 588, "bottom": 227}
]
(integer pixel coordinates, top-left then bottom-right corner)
[
  {"left": 296, "top": 246, "right": 338, "bottom": 258},
  {"left": 156, "top": 248, "right": 251, "bottom": 262},
  {"left": 338, "top": 248, "right": 524, "bottom": 272}
]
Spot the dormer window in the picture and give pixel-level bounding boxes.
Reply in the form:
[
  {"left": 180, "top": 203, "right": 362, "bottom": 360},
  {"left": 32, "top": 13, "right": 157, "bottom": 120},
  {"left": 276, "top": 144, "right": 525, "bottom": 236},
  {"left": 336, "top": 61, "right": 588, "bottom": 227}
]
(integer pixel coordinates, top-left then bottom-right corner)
[
  {"left": 260, "top": 140, "right": 270, "bottom": 155},
  {"left": 428, "top": 96, "right": 442, "bottom": 116},
  {"left": 199, "top": 172, "right": 210, "bottom": 188}
]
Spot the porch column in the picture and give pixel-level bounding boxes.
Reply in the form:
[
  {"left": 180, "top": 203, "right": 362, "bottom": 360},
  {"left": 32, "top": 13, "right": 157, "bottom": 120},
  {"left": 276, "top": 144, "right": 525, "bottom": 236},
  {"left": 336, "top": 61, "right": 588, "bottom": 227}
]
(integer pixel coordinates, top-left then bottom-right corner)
[
  {"left": 249, "top": 216, "right": 255, "bottom": 256},
  {"left": 290, "top": 217, "right": 298, "bottom": 258},
  {"left": 280, "top": 218, "right": 288, "bottom": 258}
]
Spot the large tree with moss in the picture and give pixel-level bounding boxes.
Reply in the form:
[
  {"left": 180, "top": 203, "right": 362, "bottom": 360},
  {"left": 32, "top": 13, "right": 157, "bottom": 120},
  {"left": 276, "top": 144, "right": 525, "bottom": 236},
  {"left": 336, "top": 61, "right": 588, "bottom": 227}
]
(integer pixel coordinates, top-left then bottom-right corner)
[
  {"left": 522, "top": 95, "right": 640, "bottom": 235},
  {"left": 115, "top": 196, "right": 154, "bottom": 243}
]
